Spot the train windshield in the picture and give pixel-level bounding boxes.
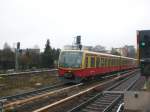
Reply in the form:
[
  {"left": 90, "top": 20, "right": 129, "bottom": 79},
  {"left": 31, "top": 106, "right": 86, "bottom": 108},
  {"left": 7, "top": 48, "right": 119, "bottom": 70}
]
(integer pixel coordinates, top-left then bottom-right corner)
[{"left": 59, "top": 51, "right": 83, "bottom": 68}]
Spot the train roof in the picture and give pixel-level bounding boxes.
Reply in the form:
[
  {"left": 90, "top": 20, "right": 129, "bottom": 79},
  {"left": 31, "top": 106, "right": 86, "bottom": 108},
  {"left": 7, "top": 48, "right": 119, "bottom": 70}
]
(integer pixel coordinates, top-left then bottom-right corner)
[{"left": 61, "top": 50, "right": 137, "bottom": 60}]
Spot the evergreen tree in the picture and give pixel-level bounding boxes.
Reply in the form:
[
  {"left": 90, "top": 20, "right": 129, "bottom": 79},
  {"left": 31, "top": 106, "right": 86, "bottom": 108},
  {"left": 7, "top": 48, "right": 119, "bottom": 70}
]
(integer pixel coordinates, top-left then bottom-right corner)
[{"left": 42, "top": 39, "right": 54, "bottom": 68}]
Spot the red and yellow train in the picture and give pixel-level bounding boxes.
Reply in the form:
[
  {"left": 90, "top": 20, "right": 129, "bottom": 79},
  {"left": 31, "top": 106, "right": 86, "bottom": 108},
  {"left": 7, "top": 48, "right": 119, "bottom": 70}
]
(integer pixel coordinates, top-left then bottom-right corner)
[{"left": 58, "top": 50, "right": 138, "bottom": 83}]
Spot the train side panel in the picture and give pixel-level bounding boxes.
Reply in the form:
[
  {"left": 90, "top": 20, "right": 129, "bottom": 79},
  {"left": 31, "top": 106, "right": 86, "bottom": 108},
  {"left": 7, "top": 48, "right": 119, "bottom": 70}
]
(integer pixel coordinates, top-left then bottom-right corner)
[{"left": 58, "top": 50, "right": 138, "bottom": 83}]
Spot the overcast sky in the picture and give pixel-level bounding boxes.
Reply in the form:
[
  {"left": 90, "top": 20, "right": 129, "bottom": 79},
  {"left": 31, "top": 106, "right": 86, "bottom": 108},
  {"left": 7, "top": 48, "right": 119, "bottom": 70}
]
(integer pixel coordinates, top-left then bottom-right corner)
[{"left": 0, "top": 0, "right": 150, "bottom": 50}]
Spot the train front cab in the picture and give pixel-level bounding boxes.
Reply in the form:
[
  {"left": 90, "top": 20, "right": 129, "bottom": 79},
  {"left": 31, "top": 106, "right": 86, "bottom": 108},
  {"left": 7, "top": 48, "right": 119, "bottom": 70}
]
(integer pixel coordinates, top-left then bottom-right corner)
[{"left": 58, "top": 50, "right": 85, "bottom": 83}]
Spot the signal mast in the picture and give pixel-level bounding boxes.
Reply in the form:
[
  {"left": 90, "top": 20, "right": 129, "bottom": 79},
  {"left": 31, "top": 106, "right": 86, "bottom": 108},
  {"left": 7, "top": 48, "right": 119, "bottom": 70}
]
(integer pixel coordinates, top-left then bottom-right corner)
[
  {"left": 72, "top": 35, "right": 82, "bottom": 50},
  {"left": 137, "top": 30, "right": 150, "bottom": 89}
]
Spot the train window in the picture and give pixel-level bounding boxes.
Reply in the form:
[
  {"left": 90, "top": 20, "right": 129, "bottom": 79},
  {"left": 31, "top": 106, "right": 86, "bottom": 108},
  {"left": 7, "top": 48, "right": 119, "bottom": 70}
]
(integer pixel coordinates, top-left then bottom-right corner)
[
  {"left": 120, "top": 59, "right": 121, "bottom": 66},
  {"left": 123, "top": 59, "right": 125, "bottom": 65},
  {"left": 108, "top": 58, "right": 110, "bottom": 67},
  {"left": 94, "top": 56, "right": 96, "bottom": 67},
  {"left": 88, "top": 56, "right": 91, "bottom": 67},
  {"left": 116, "top": 59, "right": 118, "bottom": 66},
  {"left": 125, "top": 60, "right": 127, "bottom": 65},
  {"left": 117, "top": 58, "right": 118, "bottom": 66},
  {"left": 103, "top": 58, "right": 105, "bottom": 67},
  {"left": 113, "top": 58, "right": 115, "bottom": 66},
  {"left": 104, "top": 58, "right": 107, "bottom": 67},
  {"left": 105, "top": 58, "right": 107, "bottom": 67},
  {"left": 91, "top": 57, "right": 95, "bottom": 67},
  {"left": 124, "top": 59, "right": 126, "bottom": 65},
  {"left": 115, "top": 58, "right": 117, "bottom": 66},
  {"left": 101, "top": 58, "right": 104, "bottom": 67},
  {"left": 106, "top": 58, "right": 108, "bottom": 67},
  {"left": 111, "top": 58, "right": 113, "bottom": 66},
  {"left": 109, "top": 58, "right": 111, "bottom": 67},
  {"left": 107, "top": 58, "right": 109, "bottom": 67},
  {"left": 123, "top": 60, "right": 125, "bottom": 65},
  {"left": 96, "top": 57, "right": 100, "bottom": 67},
  {"left": 113, "top": 58, "right": 116, "bottom": 66},
  {"left": 99, "top": 57, "right": 101, "bottom": 67},
  {"left": 85, "top": 57, "right": 88, "bottom": 68},
  {"left": 118, "top": 58, "right": 120, "bottom": 66},
  {"left": 109, "top": 58, "right": 112, "bottom": 67},
  {"left": 118, "top": 58, "right": 119, "bottom": 66},
  {"left": 104, "top": 58, "right": 106, "bottom": 67},
  {"left": 128, "top": 60, "right": 129, "bottom": 65},
  {"left": 110, "top": 58, "right": 112, "bottom": 67},
  {"left": 121, "top": 59, "right": 123, "bottom": 66}
]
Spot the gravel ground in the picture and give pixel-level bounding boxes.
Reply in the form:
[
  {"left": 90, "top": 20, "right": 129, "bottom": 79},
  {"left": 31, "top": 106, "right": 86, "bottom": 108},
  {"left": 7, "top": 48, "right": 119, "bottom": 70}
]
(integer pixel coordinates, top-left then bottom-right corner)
[{"left": 0, "top": 71, "right": 61, "bottom": 97}]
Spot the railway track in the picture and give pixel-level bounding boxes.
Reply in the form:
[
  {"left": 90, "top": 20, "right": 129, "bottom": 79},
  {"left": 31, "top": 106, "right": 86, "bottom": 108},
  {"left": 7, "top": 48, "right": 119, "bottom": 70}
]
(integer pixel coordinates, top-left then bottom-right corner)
[
  {"left": 0, "top": 82, "right": 65, "bottom": 102},
  {"left": 0, "top": 69, "right": 58, "bottom": 76},
  {"left": 33, "top": 69, "right": 140, "bottom": 112},
  {"left": 0, "top": 70, "right": 133, "bottom": 112},
  {"left": 68, "top": 71, "right": 140, "bottom": 112},
  {"left": 0, "top": 69, "right": 139, "bottom": 112},
  {"left": 1, "top": 82, "right": 82, "bottom": 111}
]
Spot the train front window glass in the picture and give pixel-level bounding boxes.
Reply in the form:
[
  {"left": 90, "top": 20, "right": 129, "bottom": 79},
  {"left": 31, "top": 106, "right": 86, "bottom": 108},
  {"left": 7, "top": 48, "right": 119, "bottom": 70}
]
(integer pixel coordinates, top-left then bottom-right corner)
[{"left": 59, "top": 52, "right": 83, "bottom": 68}]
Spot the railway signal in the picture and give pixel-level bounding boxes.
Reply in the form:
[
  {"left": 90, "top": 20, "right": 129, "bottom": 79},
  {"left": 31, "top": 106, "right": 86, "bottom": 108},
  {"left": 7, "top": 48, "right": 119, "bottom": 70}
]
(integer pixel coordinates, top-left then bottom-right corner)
[
  {"left": 17, "top": 42, "right": 20, "bottom": 49},
  {"left": 137, "top": 30, "right": 150, "bottom": 89},
  {"left": 137, "top": 30, "right": 150, "bottom": 76},
  {"left": 141, "top": 41, "right": 145, "bottom": 47},
  {"left": 76, "top": 35, "right": 82, "bottom": 50},
  {"left": 76, "top": 36, "right": 81, "bottom": 44}
]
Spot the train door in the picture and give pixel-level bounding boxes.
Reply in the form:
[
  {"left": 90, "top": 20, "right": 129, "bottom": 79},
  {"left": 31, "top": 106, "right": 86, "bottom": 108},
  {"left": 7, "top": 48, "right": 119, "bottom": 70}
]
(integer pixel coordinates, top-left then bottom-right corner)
[
  {"left": 91, "top": 56, "right": 95, "bottom": 68},
  {"left": 84, "top": 54, "right": 90, "bottom": 68},
  {"left": 96, "top": 56, "right": 100, "bottom": 68},
  {"left": 105, "top": 57, "right": 108, "bottom": 72},
  {"left": 84, "top": 53, "right": 91, "bottom": 77}
]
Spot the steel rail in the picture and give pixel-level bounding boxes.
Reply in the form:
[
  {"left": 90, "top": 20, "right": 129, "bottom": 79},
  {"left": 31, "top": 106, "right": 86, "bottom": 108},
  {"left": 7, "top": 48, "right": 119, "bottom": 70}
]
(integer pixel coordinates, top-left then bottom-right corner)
[
  {"left": 102, "top": 75, "right": 139, "bottom": 112},
  {"left": 3, "top": 83, "right": 83, "bottom": 111},
  {"left": 0, "top": 82, "right": 63, "bottom": 101},
  {"left": 0, "top": 69, "right": 58, "bottom": 76},
  {"left": 33, "top": 70, "right": 138, "bottom": 112},
  {"left": 68, "top": 70, "right": 139, "bottom": 112}
]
